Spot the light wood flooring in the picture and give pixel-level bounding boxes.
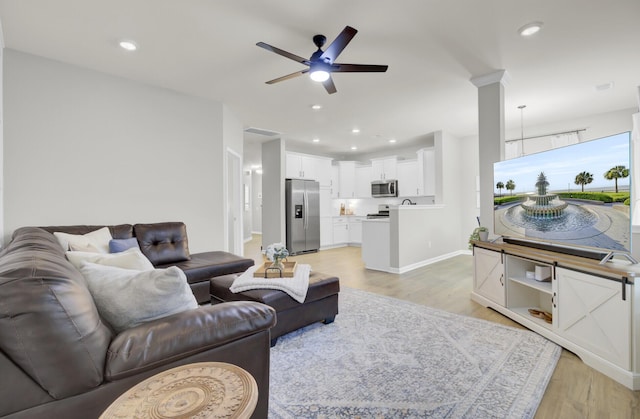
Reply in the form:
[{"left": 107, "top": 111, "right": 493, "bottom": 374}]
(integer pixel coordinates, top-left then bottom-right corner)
[{"left": 245, "top": 235, "right": 640, "bottom": 419}]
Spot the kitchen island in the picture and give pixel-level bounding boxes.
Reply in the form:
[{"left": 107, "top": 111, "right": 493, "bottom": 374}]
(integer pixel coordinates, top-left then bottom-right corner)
[
  {"left": 362, "top": 204, "right": 464, "bottom": 273},
  {"left": 361, "top": 218, "right": 390, "bottom": 271}
]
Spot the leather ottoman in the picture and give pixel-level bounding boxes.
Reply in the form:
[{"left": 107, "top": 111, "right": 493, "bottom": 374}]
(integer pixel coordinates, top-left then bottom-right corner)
[{"left": 210, "top": 272, "right": 340, "bottom": 346}]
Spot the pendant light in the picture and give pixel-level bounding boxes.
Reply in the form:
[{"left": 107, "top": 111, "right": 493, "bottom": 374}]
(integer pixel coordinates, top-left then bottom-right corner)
[{"left": 518, "top": 105, "right": 526, "bottom": 156}]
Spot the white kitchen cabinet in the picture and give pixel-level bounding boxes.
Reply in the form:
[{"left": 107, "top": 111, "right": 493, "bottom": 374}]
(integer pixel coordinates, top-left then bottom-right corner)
[
  {"left": 348, "top": 217, "right": 365, "bottom": 244},
  {"left": 320, "top": 216, "right": 333, "bottom": 247},
  {"left": 332, "top": 217, "right": 349, "bottom": 244},
  {"left": 330, "top": 165, "right": 340, "bottom": 198},
  {"left": 315, "top": 157, "right": 332, "bottom": 187},
  {"left": 417, "top": 148, "right": 436, "bottom": 196},
  {"left": 286, "top": 152, "right": 332, "bottom": 185},
  {"left": 285, "top": 152, "right": 308, "bottom": 179},
  {"left": 319, "top": 187, "right": 332, "bottom": 217},
  {"left": 338, "top": 161, "right": 356, "bottom": 198},
  {"left": 397, "top": 160, "right": 419, "bottom": 197},
  {"left": 371, "top": 156, "right": 397, "bottom": 180},
  {"left": 556, "top": 267, "right": 631, "bottom": 370},
  {"left": 473, "top": 247, "right": 505, "bottom": 305},
  {"left": 355, "top": 166, "right": 372, "bottom": 198}
]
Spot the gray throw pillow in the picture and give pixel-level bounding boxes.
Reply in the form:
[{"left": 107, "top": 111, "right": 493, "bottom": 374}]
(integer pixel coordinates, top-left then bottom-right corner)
[{"left": 79, "top": 262, "right": 198, "bottom": 333}]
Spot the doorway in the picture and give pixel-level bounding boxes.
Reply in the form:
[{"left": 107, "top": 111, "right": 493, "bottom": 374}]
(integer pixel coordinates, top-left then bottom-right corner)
[{"left": 226, "top": 148, "right": 243, "bottom": 255}]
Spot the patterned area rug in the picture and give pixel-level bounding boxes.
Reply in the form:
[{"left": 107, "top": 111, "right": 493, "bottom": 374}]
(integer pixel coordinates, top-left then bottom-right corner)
[{"left": 269, "top": 287, "right": 561, "bottom": 418}]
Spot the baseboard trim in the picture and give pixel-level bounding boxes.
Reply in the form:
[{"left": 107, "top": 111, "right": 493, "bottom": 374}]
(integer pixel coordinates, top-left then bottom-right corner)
[{"left": 389, "top": 250, "right": 468, "bottom": 274}]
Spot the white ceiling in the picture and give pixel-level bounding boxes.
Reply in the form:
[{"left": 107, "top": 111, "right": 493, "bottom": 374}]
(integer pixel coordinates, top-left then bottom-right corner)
[{"left": 1, "top": 0, "right": 639, "bottom": 170}]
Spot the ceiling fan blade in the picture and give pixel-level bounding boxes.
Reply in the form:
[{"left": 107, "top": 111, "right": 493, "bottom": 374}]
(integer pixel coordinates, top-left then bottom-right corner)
[
  {"left": 323, "top": 76, "right": 337, "bottom": 94},
  {"left": 320, "top": 26, "right": 357, "bottom": 62},
  {"left": 331, "top": 63, "right": 389, "bottom": 73},
  {"left": 265, "top": 69, "right": 309, "bottom": 84},
  {"left": 256, "top": 42, "right": 310, "bottom": 65}
]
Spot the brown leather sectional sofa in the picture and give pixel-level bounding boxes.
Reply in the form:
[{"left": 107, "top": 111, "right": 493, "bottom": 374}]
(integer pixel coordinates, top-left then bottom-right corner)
[
  {"left": 0, "top": 224, "right": 276, "bottom": 418},
  {"left": 39, "top": 222, "right": 256, "bottom": 304}
]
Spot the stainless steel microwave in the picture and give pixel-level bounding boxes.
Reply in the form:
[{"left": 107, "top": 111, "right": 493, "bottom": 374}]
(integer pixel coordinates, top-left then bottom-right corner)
[{"left": 371, "top": 179, "right": 398, "bottom": 197}]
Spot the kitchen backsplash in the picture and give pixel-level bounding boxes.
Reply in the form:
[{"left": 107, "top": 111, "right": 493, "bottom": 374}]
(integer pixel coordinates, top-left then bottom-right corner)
[{"left": 332, "top": 196, "right": 436, "bottom": 216}]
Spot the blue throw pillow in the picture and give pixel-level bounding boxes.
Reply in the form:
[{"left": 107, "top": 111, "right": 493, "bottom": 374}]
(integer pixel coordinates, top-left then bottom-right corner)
[{"left": 109, "top": 238, "right": 140, "bottom": 253}]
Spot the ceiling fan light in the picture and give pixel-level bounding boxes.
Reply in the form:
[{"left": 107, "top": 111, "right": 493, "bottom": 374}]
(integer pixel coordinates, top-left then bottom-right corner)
[
  {"left": 118, "top": 40, "right": 138, "bottom": 51},
  {"left": 310, "top": 70, "right": 330, "bottom": 82}
]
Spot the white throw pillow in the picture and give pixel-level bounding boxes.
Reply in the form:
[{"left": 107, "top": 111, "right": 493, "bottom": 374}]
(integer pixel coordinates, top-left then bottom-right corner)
[
  {"left": 66, "top": 248, "right": 154, "bottom": 271},
  {"left": 54, "top": 227, "right": 113, "bottom": 253},
  {"left": 79, "top": 262, "right": 198, "bottom": 333}
]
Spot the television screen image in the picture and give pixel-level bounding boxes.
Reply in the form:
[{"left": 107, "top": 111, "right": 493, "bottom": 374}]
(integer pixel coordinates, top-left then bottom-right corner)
[{"left": 493, "top": 132, "right": 631, "bottom": 253}]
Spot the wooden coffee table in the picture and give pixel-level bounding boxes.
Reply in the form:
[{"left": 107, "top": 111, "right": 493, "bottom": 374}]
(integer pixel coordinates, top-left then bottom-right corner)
[{"left": 100, "top": 362, "right": 258, "bottom": 419}]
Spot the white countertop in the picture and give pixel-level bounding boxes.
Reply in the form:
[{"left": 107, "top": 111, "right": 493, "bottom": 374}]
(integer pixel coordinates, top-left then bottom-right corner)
[{"left": 390, "top": 204, "right": 445, "bottom": 210}]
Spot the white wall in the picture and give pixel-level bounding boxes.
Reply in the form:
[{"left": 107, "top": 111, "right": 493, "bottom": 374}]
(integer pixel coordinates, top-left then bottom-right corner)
[{"left": 3, "top": 49, "right": 240, "bottom": 252}]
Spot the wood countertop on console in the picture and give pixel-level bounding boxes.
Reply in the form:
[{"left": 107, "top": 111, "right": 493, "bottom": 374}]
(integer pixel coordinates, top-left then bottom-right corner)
[{"left": 472, "top": 240, "right": 639, "bottom": 284}]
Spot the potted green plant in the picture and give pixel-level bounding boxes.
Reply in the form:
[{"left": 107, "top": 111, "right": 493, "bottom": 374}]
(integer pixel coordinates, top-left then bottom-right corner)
[
  {"left": 468, "top": 227, "right": 489, "bottom": 249},
  {"left": 468, "top": 217, "right": 489, "bottom": 249}
]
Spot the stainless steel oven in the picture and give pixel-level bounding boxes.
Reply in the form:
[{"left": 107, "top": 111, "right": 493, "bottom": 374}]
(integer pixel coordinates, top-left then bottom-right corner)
[{"left": 371, "top": 179, "right": 397, "bottom": 197}]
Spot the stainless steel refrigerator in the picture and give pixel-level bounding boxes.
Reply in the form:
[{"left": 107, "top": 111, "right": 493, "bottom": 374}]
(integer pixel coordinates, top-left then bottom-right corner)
[{"left": 285, "top": 179, "right": 320, "bottom": 254}]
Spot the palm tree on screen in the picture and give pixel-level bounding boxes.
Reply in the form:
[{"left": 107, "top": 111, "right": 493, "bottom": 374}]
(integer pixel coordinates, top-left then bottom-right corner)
[
  {"left": 603, "top": 165, "right": 629, "bottom": 193},
  {"left": 496, "top": 181, "right": 504, "bottom": 197},
  {"left": 505, "top": 180, "right": 516, "bottom": 195},
  {"left": 574, "top": 171, "right": 593, "bottom": 192}
]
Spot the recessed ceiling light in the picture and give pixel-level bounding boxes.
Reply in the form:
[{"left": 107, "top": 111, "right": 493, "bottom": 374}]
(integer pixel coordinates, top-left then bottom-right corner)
[
  {"left": 312, "top": 138, "right": 320, "bottom": 143},
  {"left": 518, "top": 22, "right": 543, "bottom": 37},
  {"left": 311, "top": 104, "right": 322, "bottom": 110},
  {"left": 352, "top": 128, "right": 360, "bottom": 134},
  {"left": 351, "top": 146, "right": 358, "bottom": 150},
  {"left": 389, "top": 139, "right": 397, "bottom": 143},
  {"left": 119, "top": 40, "right": 138, "bottom": 51}
]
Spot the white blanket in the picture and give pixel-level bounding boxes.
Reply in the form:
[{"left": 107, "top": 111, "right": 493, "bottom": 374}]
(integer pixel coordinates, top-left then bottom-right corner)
[{"left": 230, "top": 264, "right": 311, "bottom": 303}]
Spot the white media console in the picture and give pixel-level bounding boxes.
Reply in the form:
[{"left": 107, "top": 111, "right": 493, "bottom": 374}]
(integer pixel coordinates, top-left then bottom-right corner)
[{"left": 472, "top": 239, "right": 639, "bottom": 390}]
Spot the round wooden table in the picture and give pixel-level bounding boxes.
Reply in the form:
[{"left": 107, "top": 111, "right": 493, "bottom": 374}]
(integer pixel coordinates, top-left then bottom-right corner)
[{"left": 100, "top": 362, "right": 258, "bottom": 419}]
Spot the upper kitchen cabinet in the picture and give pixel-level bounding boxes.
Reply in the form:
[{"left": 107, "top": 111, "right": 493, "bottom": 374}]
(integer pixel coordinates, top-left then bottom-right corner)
[
  {"left": 416, "top": 148, "right": 436, "bottom": 196},
  {"left": 355, "top": 166, "right": 372, "bottom": 198},
  {"left": 338, "top": 161, "right": 357, "bottom": 198},
  {"left": 286, "top": 152, "right": 332, "bottom": 187},
  {"left": 397, "top": 160, "right": 419, "bottom": 197},
  {"left": 370, "top": 156, "right": 397, "bottom": 180},
  {"left": 330, "top": 165, "right": 340, "bottom": 198}
]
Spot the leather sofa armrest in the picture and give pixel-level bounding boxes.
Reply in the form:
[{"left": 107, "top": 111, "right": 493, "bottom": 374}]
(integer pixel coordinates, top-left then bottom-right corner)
[{"left": 104, "top": 301, "right": 276, "bottom": 381}]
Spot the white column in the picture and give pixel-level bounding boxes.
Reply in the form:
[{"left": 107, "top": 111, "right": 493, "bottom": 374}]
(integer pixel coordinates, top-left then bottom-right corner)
[
  {"left": 631, "top": 87, "right": 640, "bottom": 261},
  {"left": 261, "top": 138, "right": 286, "bottom": 249},
  {"left": 470, "top": 70, "right": 510, "bottom": 232}
]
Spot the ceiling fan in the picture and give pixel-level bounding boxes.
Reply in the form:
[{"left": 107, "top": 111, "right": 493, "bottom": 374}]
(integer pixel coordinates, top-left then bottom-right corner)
[{"left": 257, "top": 26, "right": 388, "bottom": 94}]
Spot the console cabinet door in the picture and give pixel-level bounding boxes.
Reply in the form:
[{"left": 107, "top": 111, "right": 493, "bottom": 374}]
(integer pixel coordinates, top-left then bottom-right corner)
[
  {"left": 473, "top": 247, "right": 505, "bottom": 306},
  {"left": 556, "top": 267, "right": 631, "bottom": 370}
]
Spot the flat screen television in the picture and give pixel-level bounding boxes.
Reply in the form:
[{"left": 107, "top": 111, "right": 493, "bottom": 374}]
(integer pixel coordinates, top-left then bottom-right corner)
[{"left": 493, "top": 131, "right": 632, "bottom": 259}]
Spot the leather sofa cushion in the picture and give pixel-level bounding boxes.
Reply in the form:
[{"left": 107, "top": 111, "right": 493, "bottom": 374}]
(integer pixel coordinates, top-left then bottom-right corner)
[
  {"left": 134, "top": 222, "right": 190, "bottom": 265},
  {"left": 105, "top": 301, "right": 276, "bottom": 380},
  {"left": 158, "top": 251, "right": 255, "bottom": 284},
  {"left": 0, "top": 228, "right": 113, "bottom": 399}
]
